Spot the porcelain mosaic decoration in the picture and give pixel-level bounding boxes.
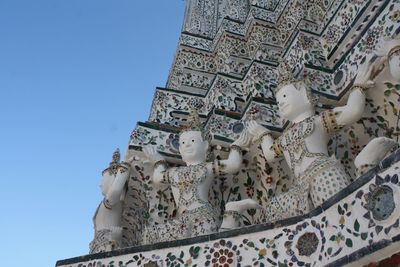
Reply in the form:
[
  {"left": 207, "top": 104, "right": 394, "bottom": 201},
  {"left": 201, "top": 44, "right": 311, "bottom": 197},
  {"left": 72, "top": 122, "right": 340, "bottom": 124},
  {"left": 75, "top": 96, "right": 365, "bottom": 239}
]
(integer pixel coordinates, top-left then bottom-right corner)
[{"left": 57, "top": 0, "right": 400, "bottom": 266}]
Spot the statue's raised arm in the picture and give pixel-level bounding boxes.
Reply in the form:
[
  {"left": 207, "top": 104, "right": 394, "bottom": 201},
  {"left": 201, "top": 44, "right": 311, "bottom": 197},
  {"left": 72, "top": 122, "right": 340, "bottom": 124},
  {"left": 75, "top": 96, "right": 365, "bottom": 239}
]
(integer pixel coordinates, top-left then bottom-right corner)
[
  {"left": 143, "top": 145, "right": 167, "bottom": 186},
  {"left": 333, "top": 62, "right": 375, "bottom": 127},
  {"left": 247, "top": 120, "right": 282, "bottom": 162},
  {"left": 215, "top": 130, "right": 251, "bottom": 175}
]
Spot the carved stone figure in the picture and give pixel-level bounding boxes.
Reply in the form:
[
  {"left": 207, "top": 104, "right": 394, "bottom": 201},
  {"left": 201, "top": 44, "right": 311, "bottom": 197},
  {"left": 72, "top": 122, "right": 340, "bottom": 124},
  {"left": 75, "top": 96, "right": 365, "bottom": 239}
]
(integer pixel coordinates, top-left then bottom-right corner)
[
  {"left": 143, "top": 110, "right": 250, "bottom": 242},
  {"left": 240, "top": 61, "right": 374, "bottom": 222},
  {"left": 89, "top": 149, "right": 132, "bottom": 254}
]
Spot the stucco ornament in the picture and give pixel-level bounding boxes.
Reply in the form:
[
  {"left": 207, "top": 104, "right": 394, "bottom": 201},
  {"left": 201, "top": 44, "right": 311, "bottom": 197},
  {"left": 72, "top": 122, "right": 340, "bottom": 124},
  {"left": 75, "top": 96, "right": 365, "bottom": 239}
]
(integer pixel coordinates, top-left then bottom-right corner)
[
  {"left": 143, "top": 110, "right": 251, "bottom": 242},
  {"left": 89, "top": 149, "right": 133, "bottom": 253}
]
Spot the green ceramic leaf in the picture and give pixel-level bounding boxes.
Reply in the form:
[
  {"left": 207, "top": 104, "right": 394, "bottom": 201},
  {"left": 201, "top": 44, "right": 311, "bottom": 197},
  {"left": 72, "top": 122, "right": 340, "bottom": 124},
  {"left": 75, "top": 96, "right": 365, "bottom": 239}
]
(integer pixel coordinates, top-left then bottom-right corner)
[
  {"left": 338, "top": 205, "right": 344, "bottom": 215},
  {"left": 354, "top": 219, "right": 360, "bottom": 232},
  {"left": 361, "top": 232, "right": 368, "bottom": 240},
  {"left": 345, "top": 238, "right": 353, "bottom": 247},
  {"left": 247, "top": 241, "right": 255, "bottom": 247}
]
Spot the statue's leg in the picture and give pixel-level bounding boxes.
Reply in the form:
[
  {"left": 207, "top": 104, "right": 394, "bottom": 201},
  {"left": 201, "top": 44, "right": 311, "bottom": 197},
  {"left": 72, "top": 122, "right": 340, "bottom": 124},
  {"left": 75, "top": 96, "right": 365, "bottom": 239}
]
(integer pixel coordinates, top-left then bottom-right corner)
[
  {"left": 145, "top": 218, "right": 187, "bottom": 244},
  {"left": 310, "top": 163, "right": 349, "bottom": 206},
  {"left": 188, "top": 205, "right": 221, "bottom": 237},
  {"left": 89, "top": 229, "right": 118, "bottom": 254},
  {"left": 264, "top": 188, "right": 309, "bottom": 222}
]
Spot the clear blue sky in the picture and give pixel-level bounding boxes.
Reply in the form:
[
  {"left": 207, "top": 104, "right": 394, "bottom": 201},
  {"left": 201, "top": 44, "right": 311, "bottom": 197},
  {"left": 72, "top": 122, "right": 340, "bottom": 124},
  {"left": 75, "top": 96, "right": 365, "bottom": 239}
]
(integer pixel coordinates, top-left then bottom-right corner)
[{"left": 0, "top": 1, "right": 185, "bottom": 266}]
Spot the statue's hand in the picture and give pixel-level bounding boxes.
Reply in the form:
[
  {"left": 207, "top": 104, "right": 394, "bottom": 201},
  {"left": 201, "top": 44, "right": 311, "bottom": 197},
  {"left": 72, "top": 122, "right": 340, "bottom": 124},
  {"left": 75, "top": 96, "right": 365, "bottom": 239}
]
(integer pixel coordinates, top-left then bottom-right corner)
[
  {"left": 354, "top": 137, "right": 398, "bottom": 168},
  {"left": 369, "top": 56, "right": 388, "bottom": 80},
  {"left": 123, "top": 147, "right": 136, "bottom": 164},
  {"left": 354, "top": 61, "right": 375, "bottom": 87},
  {"left": 375, "top": 38, "right": 400, "bottom": 57},
  {"left": 231, "top": 131, "right": 252, "bottom": 149},
  {"left": 143, "top": 146, "right": 164, "bottom": 164},
  {"left": 247, "top": 120, "right": 270, "bottom": 144},
  {"left": 225, "top": 199, "right": 263, "bottom": 213}
]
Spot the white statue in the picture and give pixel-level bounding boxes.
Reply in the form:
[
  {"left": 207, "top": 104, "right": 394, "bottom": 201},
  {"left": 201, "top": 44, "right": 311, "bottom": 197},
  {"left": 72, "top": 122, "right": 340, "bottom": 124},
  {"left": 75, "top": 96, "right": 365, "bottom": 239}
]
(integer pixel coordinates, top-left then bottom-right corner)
[
  {"left": 89, "top": 149, "right": 132, "bottom": 254},
  {"left": 143, "top": 110, "right": 250, "bottom": 241},
  {"left": 233, "top": 61, "right": 374, "bottom": 222}
]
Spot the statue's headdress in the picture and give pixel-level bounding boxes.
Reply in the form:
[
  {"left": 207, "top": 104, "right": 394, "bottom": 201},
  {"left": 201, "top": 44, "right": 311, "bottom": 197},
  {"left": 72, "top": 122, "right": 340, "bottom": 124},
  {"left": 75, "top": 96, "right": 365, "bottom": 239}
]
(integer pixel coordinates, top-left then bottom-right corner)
[
  {"left": 102, "top": 148, "right": 121, "bottom": 176},
  {"left": 181, "top": 109, "right": 204, "bottom": 134},
  {"left": 275, "top": 60, "right": 319, "bottom": 105},
  {"left": 111, "top": 148, "right": 120, "bottom": 165},
  {"left": 275, "top": 61, "right": 304, "bottom": 92}
]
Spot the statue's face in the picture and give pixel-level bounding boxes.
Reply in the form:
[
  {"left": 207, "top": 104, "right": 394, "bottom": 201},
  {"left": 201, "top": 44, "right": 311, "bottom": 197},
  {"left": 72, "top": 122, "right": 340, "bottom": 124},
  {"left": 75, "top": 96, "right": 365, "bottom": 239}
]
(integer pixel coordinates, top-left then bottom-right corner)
[
  {"left": 276, "top": 83, "right": 312, "bottom": 121},
  {"left": 388, "top": 51, "right": 400, "bottom": 82},
  {"left": 179, "top": 131, "right": 208, "bottom": 164}
]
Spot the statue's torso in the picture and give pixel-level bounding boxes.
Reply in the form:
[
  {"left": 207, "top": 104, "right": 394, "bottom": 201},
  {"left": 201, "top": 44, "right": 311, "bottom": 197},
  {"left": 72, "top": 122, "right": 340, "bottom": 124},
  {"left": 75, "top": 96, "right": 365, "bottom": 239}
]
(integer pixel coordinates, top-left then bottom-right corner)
[
  {"left": 168, "top": 162, "right": 213, "bottom": 214},
  {"left": 272, "top": 114, "right": 350, "bottom": 211},
  {"left": 278, "top": 115, "right": 330, "bottom": 178}
]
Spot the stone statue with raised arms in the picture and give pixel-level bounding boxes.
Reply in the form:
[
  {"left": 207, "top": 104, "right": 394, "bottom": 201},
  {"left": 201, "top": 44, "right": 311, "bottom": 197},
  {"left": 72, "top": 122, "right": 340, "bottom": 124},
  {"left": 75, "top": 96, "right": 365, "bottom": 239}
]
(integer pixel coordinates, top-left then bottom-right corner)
[
  {"left": 144, "top": 110, "right": 250, "bottom": 241},
  {"left": 89, "top": 149, "right": 132, "bottom": 253},
  {"left": 240, "top": 61, "right": 375, "bottom": 222}
]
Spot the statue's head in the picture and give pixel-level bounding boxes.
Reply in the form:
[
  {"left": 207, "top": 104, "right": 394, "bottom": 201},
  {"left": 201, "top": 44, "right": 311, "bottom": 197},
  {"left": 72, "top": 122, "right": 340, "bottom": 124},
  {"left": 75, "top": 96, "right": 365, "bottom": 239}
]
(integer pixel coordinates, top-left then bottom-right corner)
[
  {"left": 179, "top": 110, "right": 209, "bottom": 164},
  {"left": 276, "top": 81, "right": 316, "bottom": 121},
  {"left": 179, "top": 130, "right": 209, "bottom": 164},
  {"left": 275, "top": 62, "right": 317, "bottom": 121}
]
